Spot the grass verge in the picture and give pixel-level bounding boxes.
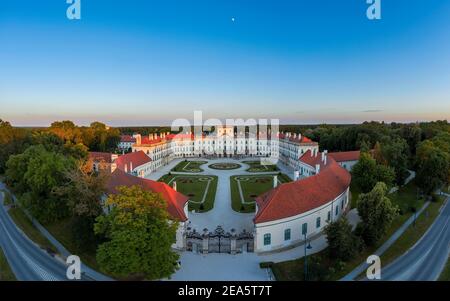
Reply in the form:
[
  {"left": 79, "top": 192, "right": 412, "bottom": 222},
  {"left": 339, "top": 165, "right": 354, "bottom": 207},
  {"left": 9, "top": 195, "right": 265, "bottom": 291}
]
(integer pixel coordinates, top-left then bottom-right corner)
[
  {"left": 438, "top": 257, "right": 450, "bottom": 281},
  {"left": 8, "top": 207, "right": 57, "bottom": 253},
  {"left": 379, "top": 196, "right": 445, "bottom": 269},
  {"left": 0, "top": 248, "right": 16, "bottom": 281},
  {"left": 45, "top": 218, "right": 100, "bottom": 271}
]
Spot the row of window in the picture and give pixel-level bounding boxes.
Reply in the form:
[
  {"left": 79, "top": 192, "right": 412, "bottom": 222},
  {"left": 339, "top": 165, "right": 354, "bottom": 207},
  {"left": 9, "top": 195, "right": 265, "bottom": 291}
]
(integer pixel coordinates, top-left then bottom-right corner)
[{"left": 263, "top": 202, "right": 346, "bottom": 246}]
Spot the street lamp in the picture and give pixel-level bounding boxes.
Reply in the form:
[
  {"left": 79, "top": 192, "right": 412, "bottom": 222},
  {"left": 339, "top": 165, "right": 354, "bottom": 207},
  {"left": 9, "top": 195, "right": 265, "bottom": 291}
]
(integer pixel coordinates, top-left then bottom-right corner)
[{"left": 304, "top": 234, "right": 312, "bottom": 281}]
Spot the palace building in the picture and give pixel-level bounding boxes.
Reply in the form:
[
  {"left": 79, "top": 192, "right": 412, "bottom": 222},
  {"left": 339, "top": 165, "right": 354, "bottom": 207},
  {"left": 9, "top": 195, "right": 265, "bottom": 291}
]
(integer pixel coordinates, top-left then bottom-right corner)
[{"left": 95, "top": 127, "right": 358, "bottom": 254}]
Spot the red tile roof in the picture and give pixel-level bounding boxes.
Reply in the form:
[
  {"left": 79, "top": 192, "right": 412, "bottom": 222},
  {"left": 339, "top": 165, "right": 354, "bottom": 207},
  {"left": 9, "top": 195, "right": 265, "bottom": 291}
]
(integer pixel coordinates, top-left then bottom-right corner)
[
  {"left": 254, "top": 158, "right": 351, "bottom": 224},
  {"left": 298, "top": 149, "right": 323, "bottom": 168},
  {"left": 89, "top": 152, "right": 113, "bottom": 163},
  {"left": 120, "top": 135, "right": 136, "bottom": 143},
  {"left": 106, "top": 169, "right": 189, "bottom": 221},
  {"left": 328, "top": 151, "right": 360, "bottom": 162},
  {"left": 140, "top": 136, "right": 164, "bottom": 145},
  {"left": 166, "top": 133, "right": 195, "bottom": 140},
  {"left": 115, "top": 151, "right": 151, "bottom": 172},
  {"left": 278, "top": 133, "right": 315, "bottom": 144}
]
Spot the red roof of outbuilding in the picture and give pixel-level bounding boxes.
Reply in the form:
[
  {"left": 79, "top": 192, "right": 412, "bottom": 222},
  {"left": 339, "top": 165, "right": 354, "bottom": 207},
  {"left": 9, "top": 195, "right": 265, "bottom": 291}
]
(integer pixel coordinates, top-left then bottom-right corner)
[
  {"left": 106, "top": 169, "right": 189, "bottom": 221},
  {"left": 278, "top": 133, "right": 315, "bottom": 144},
  {"left": 328, "top": 151, "right": 360, "bottom": 162},
  {"left": 298, "top": 150, "right": 323, "bottom": 168},
  {"left": 89, "top": 152, "right": 113, "bottom": 163},
  {"left": 254, "top": 158, "right": 351, "bottom": 224},
  {"left": 115, "top": 151, "right": 151, "bottom": 172},
  {"left": 120, "top": 135, "right": 136, "bottom": 143}
]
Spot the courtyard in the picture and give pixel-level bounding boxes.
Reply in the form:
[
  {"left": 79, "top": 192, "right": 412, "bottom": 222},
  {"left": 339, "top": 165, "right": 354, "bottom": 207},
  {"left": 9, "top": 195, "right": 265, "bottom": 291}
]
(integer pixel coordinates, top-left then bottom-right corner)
[{"left": 148, "top": 157, "right": 294, "bottom": 233}]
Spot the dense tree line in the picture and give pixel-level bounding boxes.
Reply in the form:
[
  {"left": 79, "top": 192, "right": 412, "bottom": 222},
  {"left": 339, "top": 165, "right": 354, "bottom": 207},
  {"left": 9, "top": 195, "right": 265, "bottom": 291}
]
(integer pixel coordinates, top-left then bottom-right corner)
[{"left": 0, "top": 118, "right": 181, "bottom": 278}]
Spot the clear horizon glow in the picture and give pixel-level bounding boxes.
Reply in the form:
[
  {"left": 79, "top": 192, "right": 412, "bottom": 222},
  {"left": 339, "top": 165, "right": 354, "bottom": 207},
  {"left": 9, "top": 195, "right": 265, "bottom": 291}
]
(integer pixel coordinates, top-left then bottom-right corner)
[{"left": 1, "top": 0, "right": 450, "bottom": 127}]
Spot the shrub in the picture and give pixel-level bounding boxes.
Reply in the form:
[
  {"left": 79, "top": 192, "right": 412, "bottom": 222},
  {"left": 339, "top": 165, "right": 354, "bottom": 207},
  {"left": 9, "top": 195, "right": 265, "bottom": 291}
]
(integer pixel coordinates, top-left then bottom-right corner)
[
  {"left": 259, "top": 262, "right": 274, "bottom": 269},
  {"left": 431, "top": 193, "right": 440, "bottom": 203}
]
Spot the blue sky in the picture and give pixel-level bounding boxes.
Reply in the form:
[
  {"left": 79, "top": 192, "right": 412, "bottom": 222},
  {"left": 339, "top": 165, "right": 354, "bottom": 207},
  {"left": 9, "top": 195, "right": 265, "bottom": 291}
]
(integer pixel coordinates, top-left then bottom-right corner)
[{"left": 1, "top": 0, "right": 450, "bottom": 126}]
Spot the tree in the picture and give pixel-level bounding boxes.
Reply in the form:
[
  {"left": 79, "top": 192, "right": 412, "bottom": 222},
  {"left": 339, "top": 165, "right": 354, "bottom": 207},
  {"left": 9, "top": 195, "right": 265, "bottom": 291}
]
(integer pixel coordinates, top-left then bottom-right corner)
[
  {"left": 94, "top": 185, "right": 180, "bottom": 280},
  {"left": 6, "top": 145, "right": 75, "bottom": 223},
  {"left": 380, "top": 137, "right": 410, "bottom": 185},
  {"left": 356, "top": 182, "right": 399, "bottom": 246},
  {"left": 324, "top": 217, "right": 362, "bottom": 261},
  {"left": 416, "top": 137, "right": 450, "bottom": 194},
  {"left": 351, "top": 152, "right": 395, "bottom": 192},
  {"left": 0, "top": 119, "right": 31, "bottom": 173},
  {"left": 53, "top": 160, "right": 108, "bottom": 249},
  {"left": 416, "top": 148, "right": 449, "bottom": 194}
]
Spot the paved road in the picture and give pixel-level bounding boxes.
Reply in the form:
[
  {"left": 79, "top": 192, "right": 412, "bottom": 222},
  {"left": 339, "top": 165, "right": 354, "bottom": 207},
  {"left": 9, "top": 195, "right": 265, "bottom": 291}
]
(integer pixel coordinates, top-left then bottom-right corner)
[
  {"left": 0, "top": 186, "right": 90, "bottom": 281},
  {"left": 379, "top": 196, "right": 450, "bottom": 280},
  {"left": 341, "top": 201, "right": 430, "bottom": 281}
]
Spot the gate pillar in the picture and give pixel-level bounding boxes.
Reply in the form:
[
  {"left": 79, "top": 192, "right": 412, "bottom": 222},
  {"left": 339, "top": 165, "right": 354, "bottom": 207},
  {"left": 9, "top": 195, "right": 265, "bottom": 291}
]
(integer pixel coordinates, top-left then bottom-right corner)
[
  {"left": 230, "top": 235, "right": 237, "bottom": 255},
  {"left": 202, "top": 235, "right": 209, "bottom": 254}
]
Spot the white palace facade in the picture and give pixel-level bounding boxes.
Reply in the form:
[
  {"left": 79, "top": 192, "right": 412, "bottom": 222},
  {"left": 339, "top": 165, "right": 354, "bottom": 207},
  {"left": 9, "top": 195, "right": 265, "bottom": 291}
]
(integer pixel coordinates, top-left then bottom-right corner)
[{"left": 126, "top": 126, "right": 321, "bottom": 173}]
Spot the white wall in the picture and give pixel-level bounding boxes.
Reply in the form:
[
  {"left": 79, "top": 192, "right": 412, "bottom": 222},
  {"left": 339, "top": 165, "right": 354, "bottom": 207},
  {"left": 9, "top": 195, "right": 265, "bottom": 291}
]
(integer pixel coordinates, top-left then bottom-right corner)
[{"left": 254, "top": 187, "right": 350, "bottom": 253}]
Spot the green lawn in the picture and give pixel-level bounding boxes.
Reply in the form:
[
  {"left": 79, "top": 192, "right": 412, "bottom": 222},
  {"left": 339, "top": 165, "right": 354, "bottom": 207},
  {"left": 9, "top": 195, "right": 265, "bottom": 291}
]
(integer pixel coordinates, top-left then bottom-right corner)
[
  {"left": 158, "top": 174, "right": 218, "bottom": 212},
  {"left": 0, "top": 248, "right": 16, "bottom": 281},
  {"left": 271, "top": 182, "right": 424, "bottom": 281},
  {"left": 8, "top": 207, "right": 58, "bottom": 253},
  {"left": 45, "top": 218, "right": 100, "bottom": 272},
  {"left": 439, "top": 257, "right": 450, "bottom": 281},
  {"left": 242, "top": 161, "right": 279, "bottom": 172},
  {"left": 171, "top": 160, "right": 207, "bottom": 173},
  {"left": 230, "top": 174, "right": 291, "bottom": 213}
]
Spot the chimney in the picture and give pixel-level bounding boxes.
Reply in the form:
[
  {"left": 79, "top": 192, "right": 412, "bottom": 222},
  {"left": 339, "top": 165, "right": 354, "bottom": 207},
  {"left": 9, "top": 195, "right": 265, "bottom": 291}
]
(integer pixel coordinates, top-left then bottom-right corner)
[
  {"left": 149, "top": 134, "right": 153, "bottom": 140},
  {"left": 324, "top": 150, "right": 328, "bottom": 165},
  {"left": 273, "top": 175, "right": 278, "bottom": 188},
  {"left": 298, "top": 133, "right": 302, "bottom": 140},
  {"left": 173, "top": 181, "right": 177, "bottom": 191},
  {"left": 321, "top": 152, "right": 325, "bottom": 162},
  {"left": 315, "top": 164, "right": 320, "bottom": 174},
  {"left": 124, "top": 164, "right": 128, "bottom": 173},
  {"left": 294, "top": 170, "right": 300, "bottom": 181},
  {"left": 133, "top": 134, "right": 141, "bottom": 145},
  {"left": 130, "top": 161, "right": 133, "bottom": 172},
  {"left": 111, "top": 163, "right": 117, "bottom": 173}
]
